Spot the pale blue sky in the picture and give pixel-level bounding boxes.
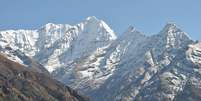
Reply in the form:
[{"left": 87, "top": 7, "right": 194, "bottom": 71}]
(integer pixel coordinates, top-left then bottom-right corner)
[{"left": 0, "top": 0, "right": 200, "bottom": 40}]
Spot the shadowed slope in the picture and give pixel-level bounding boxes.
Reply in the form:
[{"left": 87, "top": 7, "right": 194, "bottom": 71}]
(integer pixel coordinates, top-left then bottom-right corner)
[{"left": 0, "top": 54, "right": 90, "bottom": 101}]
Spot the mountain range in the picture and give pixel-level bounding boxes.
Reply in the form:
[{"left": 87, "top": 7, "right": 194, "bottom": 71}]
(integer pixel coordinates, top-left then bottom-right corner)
[{"left": 0, "top": 16, "right": 200, "bottom": 101}]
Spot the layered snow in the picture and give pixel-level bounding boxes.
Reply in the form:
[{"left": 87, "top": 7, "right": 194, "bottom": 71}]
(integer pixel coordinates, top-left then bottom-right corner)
[
  {"left": 89, "top": 23, "right": 194, "bottom": 101},
  {"left": 159, "top": 23, "right": 191, "bottom": 48},
  {"left": 0, "top": 17, "right": 200, "bottom": 101},
  {"left": 0, "top": 16, "right": 117, "bottom": 74},
  {"left": 0, "top": 30, "right": 38, "bottom": 56},
  {"left": 186, "top": 43, "right": 201, "bottom": 67}
]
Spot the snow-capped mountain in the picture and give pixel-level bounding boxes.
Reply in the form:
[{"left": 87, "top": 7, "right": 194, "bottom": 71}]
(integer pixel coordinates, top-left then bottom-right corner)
[
  {"left": 90, "top": 23, "right": 195, "bottom": 101},
  {"left": 0, "top": 16, "right": 200, "bottom": 101},
  {"left": 0, "top": 16, "right": 116, "bottom": 72}
]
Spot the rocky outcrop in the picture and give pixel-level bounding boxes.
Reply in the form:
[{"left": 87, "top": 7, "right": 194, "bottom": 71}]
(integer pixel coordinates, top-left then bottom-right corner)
[{"left": 0, "top": 54, "right": 90, "bottom": 101}]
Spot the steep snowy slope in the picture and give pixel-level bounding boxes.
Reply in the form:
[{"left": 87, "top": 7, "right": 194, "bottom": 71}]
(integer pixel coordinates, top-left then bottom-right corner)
[
  {"left": 53, "top": 22, "right": 196, "bottom": 101},
  {"left": 38, "top": 16, "right": 116, "bottom": 72},
  {"left": 134, "top": 42, "right": 201, "bottom": 101},
  {"left": 1, "top": 16, "right": 201, "bottom": 101},
  {"left": 0, "top": 30, "right": 38, "bottom": 56},
  {"left": 51, "top": 26, "right": 145, "bottom": 93},
  {"left": 0, "top": 16, "right": 120, "bottom": 100},
  {"left": 0, "top": 16, "right": 116, "bottom": 73},
  {"left": 89, "top": 23, "right": 196, "bottom": 101}
]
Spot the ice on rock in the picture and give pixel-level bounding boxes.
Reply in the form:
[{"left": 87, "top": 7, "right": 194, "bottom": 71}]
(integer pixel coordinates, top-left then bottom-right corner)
[
  {"left": 1, "top": 17, "right": 200, "bottom": 101},
  {"left": 186, "top": 43, "right": 201, "bottom": 67},
  {"left": 0, "top": 30, "right": 38, "bottom": 56},
  {"left": 86, "top": 16, "right": 99, "bottom": 23},
  {"left": 99, "top": 20, "right": 117, "bottom": 40},
  {"left": 159, "top": 22, "right": 192, "bottom": 48},
  {"left": 0, "top": 16, "right": 117, "bottom": 74}
]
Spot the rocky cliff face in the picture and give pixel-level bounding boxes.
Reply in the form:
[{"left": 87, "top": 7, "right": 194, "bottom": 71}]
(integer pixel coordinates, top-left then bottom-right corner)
[
  {"left": 0, "top": 46, "right": 49, "bottom": 74},
  {"left": 52, "top": 23, "right": 200, "bottom": 101},
  {"left": 0, "top": 16, "right": 116, "bottom": 73},
  {"left": 0, "top": 54, "right": 90, "bottom": 101},
  {"left": 89, "top": 23, "right": 197, "bottom": 101},
  {"left": 0, "top": 16, "right": 200, "bottom": 101}
]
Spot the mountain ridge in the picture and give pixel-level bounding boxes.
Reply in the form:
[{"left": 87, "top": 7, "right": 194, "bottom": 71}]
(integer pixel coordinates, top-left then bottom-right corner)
[
  {"left": 0, "top": 53, "right": 90, "bottom": 101},
  {"left": 0, "top": 16, "right": 200, "bottom": 101}
]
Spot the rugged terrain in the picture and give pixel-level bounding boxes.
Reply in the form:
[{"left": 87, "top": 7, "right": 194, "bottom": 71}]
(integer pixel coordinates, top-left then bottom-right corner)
[
  {"left": 0, "top": 53, "right": 89, "bottom": 101},
  {"left": 0, "top": 16, "right": 201, "bottom": 101}
]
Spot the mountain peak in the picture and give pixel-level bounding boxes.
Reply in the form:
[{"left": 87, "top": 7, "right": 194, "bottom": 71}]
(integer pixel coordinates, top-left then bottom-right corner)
[
  {"left": 157, "top": 23, "right": 192, "bottom": 48},
  {"left": 162, "top": 22, "right": 179, "bottom": 32},
  {"left": 159, "top": 22, "right": 190, "bottom": 38},
  {"left": 44, "top": 23, "right": 58, "bottom": 28},
  {"left": 164, "top": 22, "right": 180, "bottom": 31},
  {"left": 41, "top": 23, "right": 60, "bottom": 31},
  {"left": 166, "top": 22, "right": 177, "bottom": 27},
  {"left": 127, "top": 25, "right": 136, "bottom": 33},
  {"left": 86, "top": 16, "right": 99, "bottom": 23},
  {"left": 119, "top": 25, "right": 146, "bottom": 42},
  {"left": 82, "top": 16, "right": 117, "bottom": 40},
  {"left": 124, "top": 25, "right": 146, "bottom": 37}
]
